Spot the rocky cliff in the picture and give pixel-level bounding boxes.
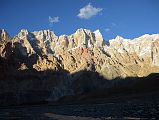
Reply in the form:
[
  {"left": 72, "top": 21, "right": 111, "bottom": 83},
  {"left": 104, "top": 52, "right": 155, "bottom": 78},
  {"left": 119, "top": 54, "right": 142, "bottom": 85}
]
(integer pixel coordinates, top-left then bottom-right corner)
[{"left": 0, "top": 28, "right": 159, "bottom": 105}]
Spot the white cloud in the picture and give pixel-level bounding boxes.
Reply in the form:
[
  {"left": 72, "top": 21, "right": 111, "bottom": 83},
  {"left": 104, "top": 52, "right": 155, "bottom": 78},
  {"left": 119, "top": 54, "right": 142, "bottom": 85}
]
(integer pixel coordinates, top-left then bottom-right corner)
[
  {"left": 77, "top": 3, "right": 103, "bottom": 19},
  {"left": 49, "top": 16, "right": 59, "bottom": 23}
]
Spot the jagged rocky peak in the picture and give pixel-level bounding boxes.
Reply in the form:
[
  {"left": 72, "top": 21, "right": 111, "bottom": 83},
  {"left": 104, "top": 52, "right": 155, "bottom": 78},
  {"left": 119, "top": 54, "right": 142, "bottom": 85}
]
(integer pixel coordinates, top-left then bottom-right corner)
[
  {"left": 14, "top": 29, "right": 59, "bottom": 56},
  {"left": 109, "top": 35, "right": 124, "bottom": 43},
  {"left": 13, "top": 28, "right": 106, "bottom": 53},
  {"left": 115, "top": 35, "right": 124, "bottom": 41},
  {"left": 32, "top": 30, "right": 58, "bottom": 55},
  {"left": 73, "top": 28, "right": 93, "bottom": 48},
  {"left": 108, "top": 36, "right": 125, "bottom": 49},
  {"left": 53, "top": 28, "right": 100, "bottom": 51},
  {"left": 58, "top": 35, "right": 69, "bottom": 49},
  {"left": 75, "top": 28, "right": 92, "bottom": 34},
  {"left": 0, "top": 29, "right": 10, "bottom": 42},
  {"left": 93, "top": 29, "right": 102, "bottom": 36},
  {"left": 33, "top": 29, "right": 58, "bottom": 41},
  {"left": 0, "top": 29, "right": 11, "bottom": 58},
  {"left": 17, "top": 29, "right": 36, "bottom": 42},
  {"left": 72, "top": 28, "right": 105, "bottom": 48},
  {"left": 1, "top": 28, "right": 159, "bottom": 78},
  {"left": 17, "top": 29, "right": 29, "bottom": 39},
  {"left": 137, "top": 34, "right": 159, "bottom": 41},
  {"left": 93, "top": 29, "right": 103, "bottom": 41},
  {"left": 17, "top": 29, "right": 58, "bottom": 42},
  {"left": 11, "top": 29, "right": 36, "bottom": 57},
  {"left": 93, "top": 29, "right": 104, "bottom": 47}
]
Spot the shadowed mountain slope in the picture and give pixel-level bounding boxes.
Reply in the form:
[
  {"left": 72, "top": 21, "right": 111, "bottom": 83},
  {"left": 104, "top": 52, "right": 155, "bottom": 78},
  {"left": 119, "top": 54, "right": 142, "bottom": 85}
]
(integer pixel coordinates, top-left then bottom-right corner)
[{"left": 0, "top": 29, "right": 159, "bottom": 106}]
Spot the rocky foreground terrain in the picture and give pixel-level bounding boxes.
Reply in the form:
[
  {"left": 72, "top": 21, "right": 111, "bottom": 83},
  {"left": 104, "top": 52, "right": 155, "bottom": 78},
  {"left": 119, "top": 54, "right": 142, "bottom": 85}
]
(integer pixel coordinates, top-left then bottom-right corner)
[
  {"left": 0, "top": 28, "right": 159, "bottom": 105},
  {"left": 0, "top": 91, "right": 159, "bottom": 119}
]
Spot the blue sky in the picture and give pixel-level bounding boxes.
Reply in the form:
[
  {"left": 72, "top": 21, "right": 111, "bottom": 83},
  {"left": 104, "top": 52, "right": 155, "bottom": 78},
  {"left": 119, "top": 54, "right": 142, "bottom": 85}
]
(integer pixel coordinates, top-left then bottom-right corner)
[{"left": 0, "top": 0, "right": 159, "bottom": 41}]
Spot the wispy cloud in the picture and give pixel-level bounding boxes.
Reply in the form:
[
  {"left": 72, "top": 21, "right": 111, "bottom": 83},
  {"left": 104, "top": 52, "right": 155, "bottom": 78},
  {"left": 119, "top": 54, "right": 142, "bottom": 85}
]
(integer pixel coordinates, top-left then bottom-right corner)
[
  {"left": 105, "top": 23, "right": 117, "bottom": 32},
  {"left": 105, "top": 28, "right": 110, "bottom": 32},
  {"left": 77, "top": 3, "right": 103, "bottom": 19},
  {"left": 49, "top": 16, "right": 59, "bottom": 26}
]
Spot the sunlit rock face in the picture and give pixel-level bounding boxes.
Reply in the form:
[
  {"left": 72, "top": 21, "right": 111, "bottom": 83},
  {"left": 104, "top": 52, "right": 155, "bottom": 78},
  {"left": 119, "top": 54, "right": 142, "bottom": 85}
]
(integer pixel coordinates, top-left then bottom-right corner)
[
  {"left": 0, "top": 29, "right": 11, "bottom": 58},
  {"left": 1, "top": 28, "right": 159, "bottom": 80},
  {"left": 106, "top": 34, "right": 159, "bottom": 78},
  {"left": 0, "top": 28, "right": 159, "bottom": 104}
]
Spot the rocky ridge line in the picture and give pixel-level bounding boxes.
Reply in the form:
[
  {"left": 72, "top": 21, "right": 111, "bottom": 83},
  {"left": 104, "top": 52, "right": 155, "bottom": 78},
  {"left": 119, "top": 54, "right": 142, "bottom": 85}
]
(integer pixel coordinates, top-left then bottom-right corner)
[{"left": 1, "top": 29, "right": 159, "bottom": 79}]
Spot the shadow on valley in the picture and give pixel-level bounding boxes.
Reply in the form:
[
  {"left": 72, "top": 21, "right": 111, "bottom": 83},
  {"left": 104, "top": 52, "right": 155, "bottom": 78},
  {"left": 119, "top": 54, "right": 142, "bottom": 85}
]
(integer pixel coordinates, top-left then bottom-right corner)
[
  {"left": 1, "top": 56, "right": 159, "bottom": 118},
  {"left": 1, "top": 55, "right": 159, "bottom": 106},
  {"left": 58, "top": 72, "right": 159, "bottom": 104},
  {"left": 0, "top": 57, "right": 159, "bottom": 107}
]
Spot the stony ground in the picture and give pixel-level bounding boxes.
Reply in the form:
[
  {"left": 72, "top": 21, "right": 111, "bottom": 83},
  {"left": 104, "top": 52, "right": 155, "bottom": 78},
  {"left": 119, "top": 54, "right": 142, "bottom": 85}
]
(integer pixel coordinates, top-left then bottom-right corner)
[{"left": 0, "top": 92, "right": 159, "bottom": 120}]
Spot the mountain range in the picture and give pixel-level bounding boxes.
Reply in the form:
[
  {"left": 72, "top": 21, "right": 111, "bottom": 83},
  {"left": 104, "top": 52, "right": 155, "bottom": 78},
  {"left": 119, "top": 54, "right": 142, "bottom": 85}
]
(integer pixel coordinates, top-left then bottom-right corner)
[{"left": 0, "top": 28, "right": 159, "bottom": 105}]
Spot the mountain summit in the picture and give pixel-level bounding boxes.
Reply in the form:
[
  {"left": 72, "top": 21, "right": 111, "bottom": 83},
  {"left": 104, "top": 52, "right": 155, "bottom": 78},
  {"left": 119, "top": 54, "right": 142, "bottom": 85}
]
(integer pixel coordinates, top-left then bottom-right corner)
[{"left": 1, "top": 29, "right": 159, "bottom": 78}]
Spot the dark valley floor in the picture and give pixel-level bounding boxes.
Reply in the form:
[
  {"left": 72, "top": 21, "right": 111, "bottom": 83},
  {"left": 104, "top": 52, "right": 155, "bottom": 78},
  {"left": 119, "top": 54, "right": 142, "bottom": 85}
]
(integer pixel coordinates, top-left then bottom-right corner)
[{"left": 0, "top": 91, "right": 159, "bottom": 120}]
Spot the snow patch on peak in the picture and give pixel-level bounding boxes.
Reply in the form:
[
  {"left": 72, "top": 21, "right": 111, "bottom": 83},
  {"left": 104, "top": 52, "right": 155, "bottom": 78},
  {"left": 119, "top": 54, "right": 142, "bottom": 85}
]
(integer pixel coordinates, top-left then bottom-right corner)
[
  {"left": 20, "top": 29, "right": 29, "bottom": 34},
  {"left": 59, "top": 35, "right": 67, "bottom": 38},
  {"left": 115, "top": 36, "right": 124, "bottom": 41},
  {"left": 87, "top": 40, "right": 92, "bottom": 48},
  {"left": 109, "top": 36, "right": 124, "bottom": 44},
  {"left": 93, "top": 29, "right": 102, "bottom": 37},
  {"left": 135, "top": 34, "right": 159, "bottom": 41},
  {"left": 76, "top": 28, "right": 85, "bottom": 33}
]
